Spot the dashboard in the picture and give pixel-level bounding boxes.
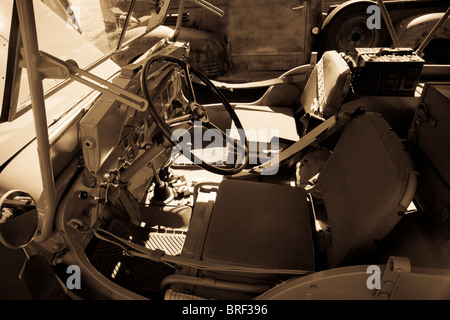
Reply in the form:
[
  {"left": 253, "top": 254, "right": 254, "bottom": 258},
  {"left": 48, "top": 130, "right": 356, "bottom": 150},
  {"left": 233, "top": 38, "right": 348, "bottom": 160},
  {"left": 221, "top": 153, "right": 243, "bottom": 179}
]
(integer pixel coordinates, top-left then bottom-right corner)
[{"left": 79, "top": 43, "right": 188, "bottom": 191}]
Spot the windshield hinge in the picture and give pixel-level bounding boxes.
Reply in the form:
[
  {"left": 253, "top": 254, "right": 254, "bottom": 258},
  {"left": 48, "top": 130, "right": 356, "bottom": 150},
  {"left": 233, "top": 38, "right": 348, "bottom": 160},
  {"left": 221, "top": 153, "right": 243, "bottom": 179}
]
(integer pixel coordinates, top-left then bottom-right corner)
[
  {"left": 37, "top": 50, "right": 70, "bottom": 79},
  {"left": 35, "top": 51, "right": 149, "bottom": 112},
  {"left": 17, "top": 48, "right": 70, "bottom": 79}
]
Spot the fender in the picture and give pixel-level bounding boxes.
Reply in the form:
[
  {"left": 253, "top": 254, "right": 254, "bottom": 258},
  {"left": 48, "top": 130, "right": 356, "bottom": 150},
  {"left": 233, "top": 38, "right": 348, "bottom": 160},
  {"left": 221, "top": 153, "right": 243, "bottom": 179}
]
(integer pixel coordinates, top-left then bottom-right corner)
[
  {"left": 320, "top": 0, "right": 449, "bottom": 56},
  {"left": 321, "top": 0, "right": 378, "bottom": 30},
  {"left": 394, "top": 12, "right": 450, "bottom": 49}
]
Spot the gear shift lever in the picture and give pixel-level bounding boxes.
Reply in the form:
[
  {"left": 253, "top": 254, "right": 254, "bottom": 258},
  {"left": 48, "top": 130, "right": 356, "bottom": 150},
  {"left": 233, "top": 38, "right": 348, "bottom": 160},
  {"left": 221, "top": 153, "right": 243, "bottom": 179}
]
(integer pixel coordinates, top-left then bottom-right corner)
[{"left": 151, "top": 162, "right": 174, "bottom": 204}]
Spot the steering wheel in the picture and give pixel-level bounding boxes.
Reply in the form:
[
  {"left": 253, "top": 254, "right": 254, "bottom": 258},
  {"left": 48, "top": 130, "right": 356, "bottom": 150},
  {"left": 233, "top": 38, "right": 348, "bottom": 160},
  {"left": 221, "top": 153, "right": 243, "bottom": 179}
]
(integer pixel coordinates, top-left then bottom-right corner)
[{"left": 140, "top": 55, "right": 249, "bottom": 175}]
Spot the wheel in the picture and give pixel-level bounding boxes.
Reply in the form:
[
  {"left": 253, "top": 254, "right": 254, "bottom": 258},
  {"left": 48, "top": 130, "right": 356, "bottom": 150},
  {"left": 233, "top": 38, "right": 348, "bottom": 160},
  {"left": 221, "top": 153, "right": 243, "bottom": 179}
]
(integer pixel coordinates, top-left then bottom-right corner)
[
  {"left": 140, "top": 55, "right": 249, "bottom": 175},
  {"left": 321, "top": 0, "right": 391, "bottom": 56}
]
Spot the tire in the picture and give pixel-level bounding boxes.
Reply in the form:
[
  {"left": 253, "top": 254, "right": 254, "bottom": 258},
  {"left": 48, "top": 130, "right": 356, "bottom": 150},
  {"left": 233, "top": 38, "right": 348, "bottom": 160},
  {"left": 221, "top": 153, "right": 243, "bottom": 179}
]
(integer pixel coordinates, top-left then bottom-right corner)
[{"left": 321, "top": 0, "right": 391, "bottom": 56}]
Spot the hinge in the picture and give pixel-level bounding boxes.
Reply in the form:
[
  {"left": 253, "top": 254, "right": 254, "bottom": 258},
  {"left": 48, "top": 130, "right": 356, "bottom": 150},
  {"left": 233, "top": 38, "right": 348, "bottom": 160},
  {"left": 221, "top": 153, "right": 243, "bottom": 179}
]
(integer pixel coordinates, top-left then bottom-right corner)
[
  {"left": 375, "top": 256, "right": 411, "bottom": 299},
  {"left": 409, "top": 102, "right": 436, "bottom": 145},
  {"left": 36, "top": 51, "right": 148, "bottom": 112},
  {"left": 416, "top": 103, "right": 437, "bottom": 127}
]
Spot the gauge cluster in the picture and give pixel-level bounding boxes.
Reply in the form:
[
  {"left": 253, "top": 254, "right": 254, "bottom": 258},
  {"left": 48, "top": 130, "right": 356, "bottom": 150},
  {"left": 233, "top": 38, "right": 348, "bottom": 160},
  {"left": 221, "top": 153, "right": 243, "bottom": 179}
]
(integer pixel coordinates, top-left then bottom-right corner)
[
  {"left": 60, "top": 58, "right": 187, "bottom": 246},
  {"left": 79, "top": 61, "right": 184, "bottom": 186}
]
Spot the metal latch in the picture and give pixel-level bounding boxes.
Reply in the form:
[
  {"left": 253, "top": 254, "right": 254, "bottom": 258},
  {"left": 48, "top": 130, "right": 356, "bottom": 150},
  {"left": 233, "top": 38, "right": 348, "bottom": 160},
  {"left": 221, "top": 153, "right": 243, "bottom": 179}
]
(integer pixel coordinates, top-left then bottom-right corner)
[
  {"left": 38, "top": 51, "right": 148, "bottom": 112},
  {"left": 409, "top": 102, "right": 437, "bottom": 145},
  {"left": 416, "top": 103, "right": 437, "bottom": 127}
]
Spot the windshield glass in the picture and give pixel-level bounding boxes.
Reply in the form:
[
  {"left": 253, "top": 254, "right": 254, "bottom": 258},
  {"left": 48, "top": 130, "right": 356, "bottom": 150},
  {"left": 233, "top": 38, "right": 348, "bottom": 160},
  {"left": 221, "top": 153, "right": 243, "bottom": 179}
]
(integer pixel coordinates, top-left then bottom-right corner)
[{"left": 1, "top": 0, "right": 169, "bottom": 121}]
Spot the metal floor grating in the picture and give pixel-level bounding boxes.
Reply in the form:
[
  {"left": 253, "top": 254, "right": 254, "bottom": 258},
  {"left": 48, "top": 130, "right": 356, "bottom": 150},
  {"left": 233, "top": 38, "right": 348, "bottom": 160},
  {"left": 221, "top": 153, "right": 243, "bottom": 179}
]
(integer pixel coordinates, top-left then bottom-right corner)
[
  {"left": 85, "top": 218, "right": 179, "bottom": 297},
  {"left": 146, "top": 232, "right": 186, "bottom": 256}
]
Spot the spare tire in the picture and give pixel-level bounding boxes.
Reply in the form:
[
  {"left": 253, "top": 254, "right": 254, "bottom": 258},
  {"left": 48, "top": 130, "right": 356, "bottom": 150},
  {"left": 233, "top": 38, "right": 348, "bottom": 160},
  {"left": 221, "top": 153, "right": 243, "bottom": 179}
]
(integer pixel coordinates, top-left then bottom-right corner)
[{"left": 321, "top": 0, "right": 391, "bottom": 56}]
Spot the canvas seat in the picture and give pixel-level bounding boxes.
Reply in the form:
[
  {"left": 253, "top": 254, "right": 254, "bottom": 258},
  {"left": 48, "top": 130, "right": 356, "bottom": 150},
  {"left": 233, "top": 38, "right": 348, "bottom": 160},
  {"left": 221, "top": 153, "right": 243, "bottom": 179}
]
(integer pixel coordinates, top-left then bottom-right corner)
[
  {"left": 175, "top": 112, "right": 417, "bottom": 293},
  {"left": 228, "top": 50, "right": 352, "bottom": 148}
]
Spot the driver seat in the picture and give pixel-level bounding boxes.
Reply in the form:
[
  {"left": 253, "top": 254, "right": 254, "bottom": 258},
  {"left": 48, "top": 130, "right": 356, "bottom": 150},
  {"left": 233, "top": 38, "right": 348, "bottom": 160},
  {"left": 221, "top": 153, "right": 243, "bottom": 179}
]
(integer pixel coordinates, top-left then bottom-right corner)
[{"left": 171, "top": 112, "right": 417, "bottom": 298}]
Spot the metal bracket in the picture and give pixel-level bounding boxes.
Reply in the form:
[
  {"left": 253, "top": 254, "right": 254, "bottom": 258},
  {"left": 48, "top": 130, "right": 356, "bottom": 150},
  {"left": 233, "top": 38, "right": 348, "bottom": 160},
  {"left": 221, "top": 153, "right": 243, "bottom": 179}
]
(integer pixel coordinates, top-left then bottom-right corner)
[
  {"left": 377, "top": 0, "right": 401, "bottom": 48},
  {"left": 375, "top": 256, "right": 411, "bottom": 299},
  {"left": 292, "top": 0, "right": 306, "bottom": 11},
  {"left": 417, "top": 103, "right": 437, "bottom": 127},
  {"left": 37, "top": 51, "right": 148, "bottom": 112},
  {"left": 36, "top": 50, "right": 70, "bottom": 79}
]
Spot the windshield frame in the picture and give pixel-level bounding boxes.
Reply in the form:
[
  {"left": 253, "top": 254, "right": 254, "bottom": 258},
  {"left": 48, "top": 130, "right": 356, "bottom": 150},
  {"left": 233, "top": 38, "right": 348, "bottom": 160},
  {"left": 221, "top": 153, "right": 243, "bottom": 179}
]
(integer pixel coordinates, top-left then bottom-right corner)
[
  {"left": 0, "top": 0, "right": 172, "bottom": 123},
  {"left": 1, "top": 2, "right": 23, "bottom": 122}
]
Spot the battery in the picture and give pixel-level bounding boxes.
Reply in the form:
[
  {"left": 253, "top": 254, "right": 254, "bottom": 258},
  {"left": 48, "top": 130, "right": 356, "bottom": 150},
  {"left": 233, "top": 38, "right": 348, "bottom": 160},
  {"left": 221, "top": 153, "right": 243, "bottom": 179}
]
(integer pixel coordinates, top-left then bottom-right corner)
[{"left": 352, "top": 47, "right": 425, "bottom": 96}]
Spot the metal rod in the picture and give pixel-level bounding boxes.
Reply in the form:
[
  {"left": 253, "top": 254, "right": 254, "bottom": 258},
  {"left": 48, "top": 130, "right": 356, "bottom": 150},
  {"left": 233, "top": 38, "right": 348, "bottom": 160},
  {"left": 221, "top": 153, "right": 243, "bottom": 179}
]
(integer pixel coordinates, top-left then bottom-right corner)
[
  {"left": 15, "top": 0, "right": 57, "bottom": 242},
  {"left": 120, "top": 143, "right": 167, "bottom": 182},
  {"left": 421, "top": 64, "right": 450, "bottom": 81},
  {"left": 377, "top": 0, "right": 401, "bottom": 47},
  {"left": 116, "top": 0, "right": 137, "bottom": 50},
  {"left": 17, "top": 50, "right": 121, "bottom": 118},
  {"left": 150, "top": 161, "right": 162, "bottom": 184},
  {"left": 416, "top": 7, "right": 450, "bottom": 57},
  {"left": 173, "top": 0, "right": 186, "bottom": 41},
  {"left": 161, "top": 274, "right": 270, "bottom": 293},
  {"left": 192, "top": 0, "right": 224, "bottom": 17}
]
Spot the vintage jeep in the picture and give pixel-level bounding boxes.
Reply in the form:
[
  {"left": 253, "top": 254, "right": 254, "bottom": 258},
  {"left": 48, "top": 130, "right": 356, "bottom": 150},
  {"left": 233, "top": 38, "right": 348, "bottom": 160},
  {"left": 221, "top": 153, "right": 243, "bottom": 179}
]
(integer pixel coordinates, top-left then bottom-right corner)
[{"left": 0, "top": 0, "right": 449, "bottom": 303}]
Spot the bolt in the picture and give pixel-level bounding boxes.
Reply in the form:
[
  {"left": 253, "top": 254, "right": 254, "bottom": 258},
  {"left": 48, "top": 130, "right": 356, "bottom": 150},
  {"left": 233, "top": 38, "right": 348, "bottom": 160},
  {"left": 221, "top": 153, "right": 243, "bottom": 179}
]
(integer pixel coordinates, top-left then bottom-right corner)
[
  {"left": 78, "top": 191, "right": 88, "bottom": 200},
  {"left": 378, "top": 292, "right": 389, "bottom": 300}
]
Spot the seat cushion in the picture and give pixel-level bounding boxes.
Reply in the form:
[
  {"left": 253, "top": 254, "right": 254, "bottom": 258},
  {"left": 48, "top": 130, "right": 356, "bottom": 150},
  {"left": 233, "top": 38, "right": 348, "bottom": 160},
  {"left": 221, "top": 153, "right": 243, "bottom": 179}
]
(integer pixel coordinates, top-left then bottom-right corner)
[
  {"left": 230, "top": 105, "right": 299, "bottom": 144},
  {"left": 202, "top": 179, "right": 315, "bottom": 272},
  {"left": 319, "top": 112, "right": 416, "bottom": 267}
]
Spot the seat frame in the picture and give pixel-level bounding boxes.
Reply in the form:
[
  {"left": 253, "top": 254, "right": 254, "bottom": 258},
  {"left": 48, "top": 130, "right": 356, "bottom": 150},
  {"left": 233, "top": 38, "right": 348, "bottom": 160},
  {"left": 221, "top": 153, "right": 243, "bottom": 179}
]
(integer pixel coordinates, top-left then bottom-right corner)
[{"left": 164, "top": 112, "right": 417, "bottom": 299}]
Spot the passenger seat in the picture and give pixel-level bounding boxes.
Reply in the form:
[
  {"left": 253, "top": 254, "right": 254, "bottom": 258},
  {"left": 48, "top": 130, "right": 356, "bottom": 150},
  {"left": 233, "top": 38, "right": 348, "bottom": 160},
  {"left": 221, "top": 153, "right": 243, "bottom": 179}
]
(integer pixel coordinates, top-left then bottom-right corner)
[{"left": 229, "top": 50, "right": 352, "bottom": 151}]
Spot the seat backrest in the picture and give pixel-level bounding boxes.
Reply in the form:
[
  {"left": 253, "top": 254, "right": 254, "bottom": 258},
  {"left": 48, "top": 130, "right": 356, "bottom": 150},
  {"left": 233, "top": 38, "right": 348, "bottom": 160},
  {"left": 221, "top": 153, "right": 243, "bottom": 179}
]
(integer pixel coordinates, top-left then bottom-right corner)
[
  {"left": 300, "top": 50, "right": 352, "bottom": 119},
  {"left": 319, "top": 112, "right": 417, "bottom": 267}
]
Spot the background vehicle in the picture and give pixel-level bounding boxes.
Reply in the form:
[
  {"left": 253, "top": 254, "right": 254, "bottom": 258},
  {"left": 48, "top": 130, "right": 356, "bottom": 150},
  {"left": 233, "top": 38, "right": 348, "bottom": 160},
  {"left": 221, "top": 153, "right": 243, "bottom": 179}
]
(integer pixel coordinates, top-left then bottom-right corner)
[
  {"left": 0, "top": 0, "right": 449, "bottom": 302},
  {"left": 139, "top": 0, "right": 450, "bottom": 79}
]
